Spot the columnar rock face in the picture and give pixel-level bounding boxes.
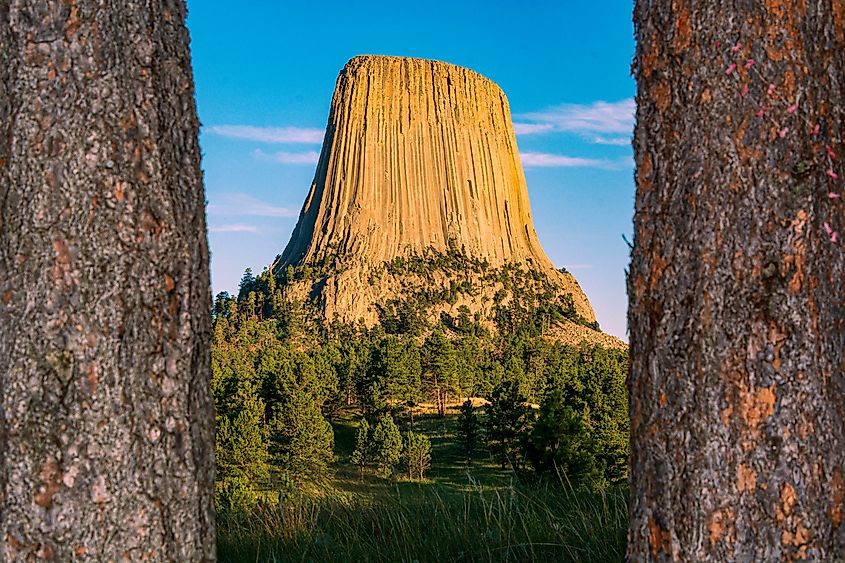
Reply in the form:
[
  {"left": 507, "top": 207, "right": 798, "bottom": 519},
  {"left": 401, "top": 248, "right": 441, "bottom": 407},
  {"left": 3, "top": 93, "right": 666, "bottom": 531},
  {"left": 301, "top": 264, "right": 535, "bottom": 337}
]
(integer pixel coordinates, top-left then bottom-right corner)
[
  {"left": 283, "top": 55, "right": 554, "bottom": 270},
  {"left": 277, "top": 55, "right": 597, "bottom": 327}
]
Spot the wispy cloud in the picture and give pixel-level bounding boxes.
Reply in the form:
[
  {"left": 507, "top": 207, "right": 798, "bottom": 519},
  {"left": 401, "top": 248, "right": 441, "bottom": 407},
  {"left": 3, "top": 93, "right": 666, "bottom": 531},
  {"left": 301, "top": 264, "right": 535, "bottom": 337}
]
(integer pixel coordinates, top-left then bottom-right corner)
[
  {"left": 207, "top": 193, "right": 298, "bottom": 218},
  {"left": 520, "top": 151, "right": 625, "bottom": 169},
  {"left": 206, "top": 125, "right": 324, "bottom": 144},
  {"left": 253, "top": 148, "right": 320, "bottom": 165},
  {"left": 590, "top": 135, "right": 631, "bottom": 146},
  {"left": 209, "top": 223, "right": 259, "bottom": 234},
  {"left": 513, "top": 122, "right": 555, "bottom": 135},
  {"left": 564, "top": 264, "right": 594, "bottom": 270},
  {"left": 515, "top": 99, "right": 635, "bottom": 139}
]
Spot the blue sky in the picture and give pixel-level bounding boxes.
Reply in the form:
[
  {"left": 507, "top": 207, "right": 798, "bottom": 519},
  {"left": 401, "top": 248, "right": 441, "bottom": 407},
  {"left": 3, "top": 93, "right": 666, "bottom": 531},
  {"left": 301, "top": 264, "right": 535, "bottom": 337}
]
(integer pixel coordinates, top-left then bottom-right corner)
[{"left": 186, "top": 0, "right": 636, "bottom": 340}]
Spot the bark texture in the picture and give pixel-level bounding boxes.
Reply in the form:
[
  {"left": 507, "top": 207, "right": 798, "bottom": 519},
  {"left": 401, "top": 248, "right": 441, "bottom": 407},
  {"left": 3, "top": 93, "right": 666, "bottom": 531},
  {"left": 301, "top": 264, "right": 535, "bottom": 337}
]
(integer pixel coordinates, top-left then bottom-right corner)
[
  {"left": 629, "top": 0, "right": 845, "bottom": 560},
  {"left": 0, "top": 1, "right": 215, "bottom": 560}
]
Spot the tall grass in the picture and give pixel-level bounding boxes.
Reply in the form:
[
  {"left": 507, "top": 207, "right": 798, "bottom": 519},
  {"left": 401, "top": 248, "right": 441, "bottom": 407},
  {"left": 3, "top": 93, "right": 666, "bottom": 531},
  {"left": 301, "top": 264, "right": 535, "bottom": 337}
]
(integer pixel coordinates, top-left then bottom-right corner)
[{"left": 217, "top": 479, "right": 628, "bottom": 562}]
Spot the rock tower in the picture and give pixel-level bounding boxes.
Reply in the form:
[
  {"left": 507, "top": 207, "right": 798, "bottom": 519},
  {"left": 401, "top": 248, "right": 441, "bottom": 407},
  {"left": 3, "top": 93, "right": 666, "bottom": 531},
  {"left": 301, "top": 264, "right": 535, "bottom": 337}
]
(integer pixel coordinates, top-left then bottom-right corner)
[{"left": 275, "top": 55, "right": 599, "bottom": 333}]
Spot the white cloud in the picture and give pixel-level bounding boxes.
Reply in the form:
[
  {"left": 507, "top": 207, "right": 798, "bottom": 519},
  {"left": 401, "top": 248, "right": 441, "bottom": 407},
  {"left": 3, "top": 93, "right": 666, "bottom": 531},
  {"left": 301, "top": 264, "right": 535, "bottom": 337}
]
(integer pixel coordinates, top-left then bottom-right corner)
[
  {"left": 519, "top": 151, "right": 618, "bottom": 169},
  {"left": 209, "top": 223, "right": 259, "bottom": 234},
  {"left": 206, "top": 125, "right": 324, "bottom": 144},
  {"left": 207, "top": 193, "right": 298, "bottom": 218},
  {"left": 253, "top": 148, "right": 320, "bottom": 165},
  {"left": 515, "top": 99, "right": 635, "bottom": 138},
  {"left": 513, "top": 122, "right": 554, "bottom": 135},
  {"left": 590, "top": 135, "right": 631, "bottom": 146}
]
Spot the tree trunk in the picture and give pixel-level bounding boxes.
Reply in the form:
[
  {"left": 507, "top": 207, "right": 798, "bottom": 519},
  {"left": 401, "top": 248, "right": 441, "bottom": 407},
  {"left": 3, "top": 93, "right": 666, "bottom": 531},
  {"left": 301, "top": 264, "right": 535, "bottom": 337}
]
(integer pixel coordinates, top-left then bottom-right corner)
[
  {"left": 629, "top": 1, "right": 845, "bottom": 560},
  {"left": 0, "top": 1, "right": 214, "bottom": 560}
]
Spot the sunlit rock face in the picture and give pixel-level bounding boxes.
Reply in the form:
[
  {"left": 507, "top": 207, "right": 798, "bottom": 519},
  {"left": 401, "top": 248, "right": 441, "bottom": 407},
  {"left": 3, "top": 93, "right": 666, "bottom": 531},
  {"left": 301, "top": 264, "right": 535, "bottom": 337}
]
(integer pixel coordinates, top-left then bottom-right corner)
[{"left": 276, "top": 55, "right": 597, "bottom": 328}]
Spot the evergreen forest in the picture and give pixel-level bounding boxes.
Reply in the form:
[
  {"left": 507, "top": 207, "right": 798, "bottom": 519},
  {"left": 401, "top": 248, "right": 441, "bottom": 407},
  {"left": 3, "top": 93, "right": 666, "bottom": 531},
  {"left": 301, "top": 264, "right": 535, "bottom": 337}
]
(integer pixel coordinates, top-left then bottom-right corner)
[{"left": 214, "top": 262, "right": 630, "bottom": 561}]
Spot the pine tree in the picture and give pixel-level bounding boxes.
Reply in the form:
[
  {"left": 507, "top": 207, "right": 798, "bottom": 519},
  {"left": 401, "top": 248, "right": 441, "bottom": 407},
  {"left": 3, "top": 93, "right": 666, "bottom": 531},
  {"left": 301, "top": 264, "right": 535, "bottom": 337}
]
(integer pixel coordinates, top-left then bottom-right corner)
[
  {"left": 350, "top": 418, "right": 372, "bottom": 481},
  {"left": 486, "top": 380, "right": 532, "bottom": 469},
  {"left": 371, "top": 413, "right": 403, "bottom": 478},
  {"left": 528, "top": 390, "right": 602, "bottom": 489},
  {"left": 238, "top": 268, "right": 256, "bottom": 299},
  {"left": 456, "top": 399, "right": 482, "bottom": 463},
  {"left": 215, "top": 388, "right": 269, "bottom": 486},
  {"left": 368, "top": 335, "right": 422, "bottom": 410},
  {"left": 269, "top": 390, "right": 335, "bottom": 482},
  {"left": 422, "top": 329, "right": 458, "bottom": 416},
  {"left": 404, "top": 432, "right": 432, "bottom": 480}
]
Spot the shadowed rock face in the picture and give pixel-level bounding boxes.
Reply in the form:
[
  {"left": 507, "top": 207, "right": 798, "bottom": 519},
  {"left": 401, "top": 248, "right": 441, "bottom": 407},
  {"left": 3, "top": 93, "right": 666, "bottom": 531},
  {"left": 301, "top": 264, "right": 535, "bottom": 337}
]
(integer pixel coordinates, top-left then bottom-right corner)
[{"left": 277, "top": 55, "right": 597, "bottom": 326}]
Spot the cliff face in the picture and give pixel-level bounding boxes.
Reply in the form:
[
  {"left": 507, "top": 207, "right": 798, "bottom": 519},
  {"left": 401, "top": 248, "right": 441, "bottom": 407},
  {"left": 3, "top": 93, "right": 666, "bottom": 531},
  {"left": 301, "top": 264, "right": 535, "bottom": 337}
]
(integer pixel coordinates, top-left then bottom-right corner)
[
  {"left": 276, "top": 55, "right": 597, "bottom": 328},
  {"left": 282, "top": 55, "right": 553, "bottom": 269}
]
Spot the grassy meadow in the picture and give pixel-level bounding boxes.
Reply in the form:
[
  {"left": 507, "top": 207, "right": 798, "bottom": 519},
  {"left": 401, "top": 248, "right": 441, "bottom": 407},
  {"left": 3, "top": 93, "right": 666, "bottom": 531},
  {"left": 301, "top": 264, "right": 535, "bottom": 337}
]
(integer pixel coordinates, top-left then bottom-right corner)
[{"left": 217, "top": 406, "right": 628, "bottom": 562}]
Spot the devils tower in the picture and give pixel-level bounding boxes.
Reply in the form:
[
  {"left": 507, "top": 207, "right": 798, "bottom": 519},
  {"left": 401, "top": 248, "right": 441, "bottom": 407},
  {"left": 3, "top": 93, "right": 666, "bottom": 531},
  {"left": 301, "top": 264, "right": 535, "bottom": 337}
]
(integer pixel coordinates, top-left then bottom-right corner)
[{"left": 274, "top": 55, "right": 610, "bottom": 344}]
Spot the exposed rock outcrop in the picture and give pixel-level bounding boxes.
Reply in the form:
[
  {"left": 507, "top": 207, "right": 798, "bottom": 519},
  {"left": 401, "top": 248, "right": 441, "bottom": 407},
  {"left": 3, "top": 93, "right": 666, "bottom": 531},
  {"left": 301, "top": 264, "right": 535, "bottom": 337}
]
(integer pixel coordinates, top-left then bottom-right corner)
[{"left": 275, "top": 55, "right": 603, "bottom": 337}]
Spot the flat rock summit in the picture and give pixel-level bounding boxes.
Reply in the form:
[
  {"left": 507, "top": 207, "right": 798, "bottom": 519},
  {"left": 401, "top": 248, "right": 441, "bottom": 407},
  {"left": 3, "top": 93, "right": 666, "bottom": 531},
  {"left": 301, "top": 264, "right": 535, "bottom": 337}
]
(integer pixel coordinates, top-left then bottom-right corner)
[{"left": 274, "top": 55, "right": 620, "bottom": 347}]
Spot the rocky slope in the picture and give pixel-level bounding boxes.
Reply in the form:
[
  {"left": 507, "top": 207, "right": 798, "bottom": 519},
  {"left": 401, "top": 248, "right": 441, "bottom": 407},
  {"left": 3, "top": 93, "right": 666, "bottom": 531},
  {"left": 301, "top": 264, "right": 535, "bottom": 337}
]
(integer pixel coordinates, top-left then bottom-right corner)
[{"left": 274, "top": 55, "right": 615, "bottom": 345}]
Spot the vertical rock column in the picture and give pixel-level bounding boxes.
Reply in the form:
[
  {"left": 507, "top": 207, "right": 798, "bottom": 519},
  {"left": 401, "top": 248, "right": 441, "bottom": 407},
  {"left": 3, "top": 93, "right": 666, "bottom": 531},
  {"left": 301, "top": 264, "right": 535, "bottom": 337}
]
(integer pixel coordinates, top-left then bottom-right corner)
[{"left": 282, "top": 55, "right": 554, "bottom": 270}]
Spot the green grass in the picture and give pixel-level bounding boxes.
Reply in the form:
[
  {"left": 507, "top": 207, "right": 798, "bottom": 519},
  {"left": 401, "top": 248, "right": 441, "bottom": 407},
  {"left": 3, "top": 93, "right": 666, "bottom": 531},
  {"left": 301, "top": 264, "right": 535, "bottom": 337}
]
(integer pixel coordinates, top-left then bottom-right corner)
[{"left": 217, "top": 410, "right": 628, "bottom": 562}]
